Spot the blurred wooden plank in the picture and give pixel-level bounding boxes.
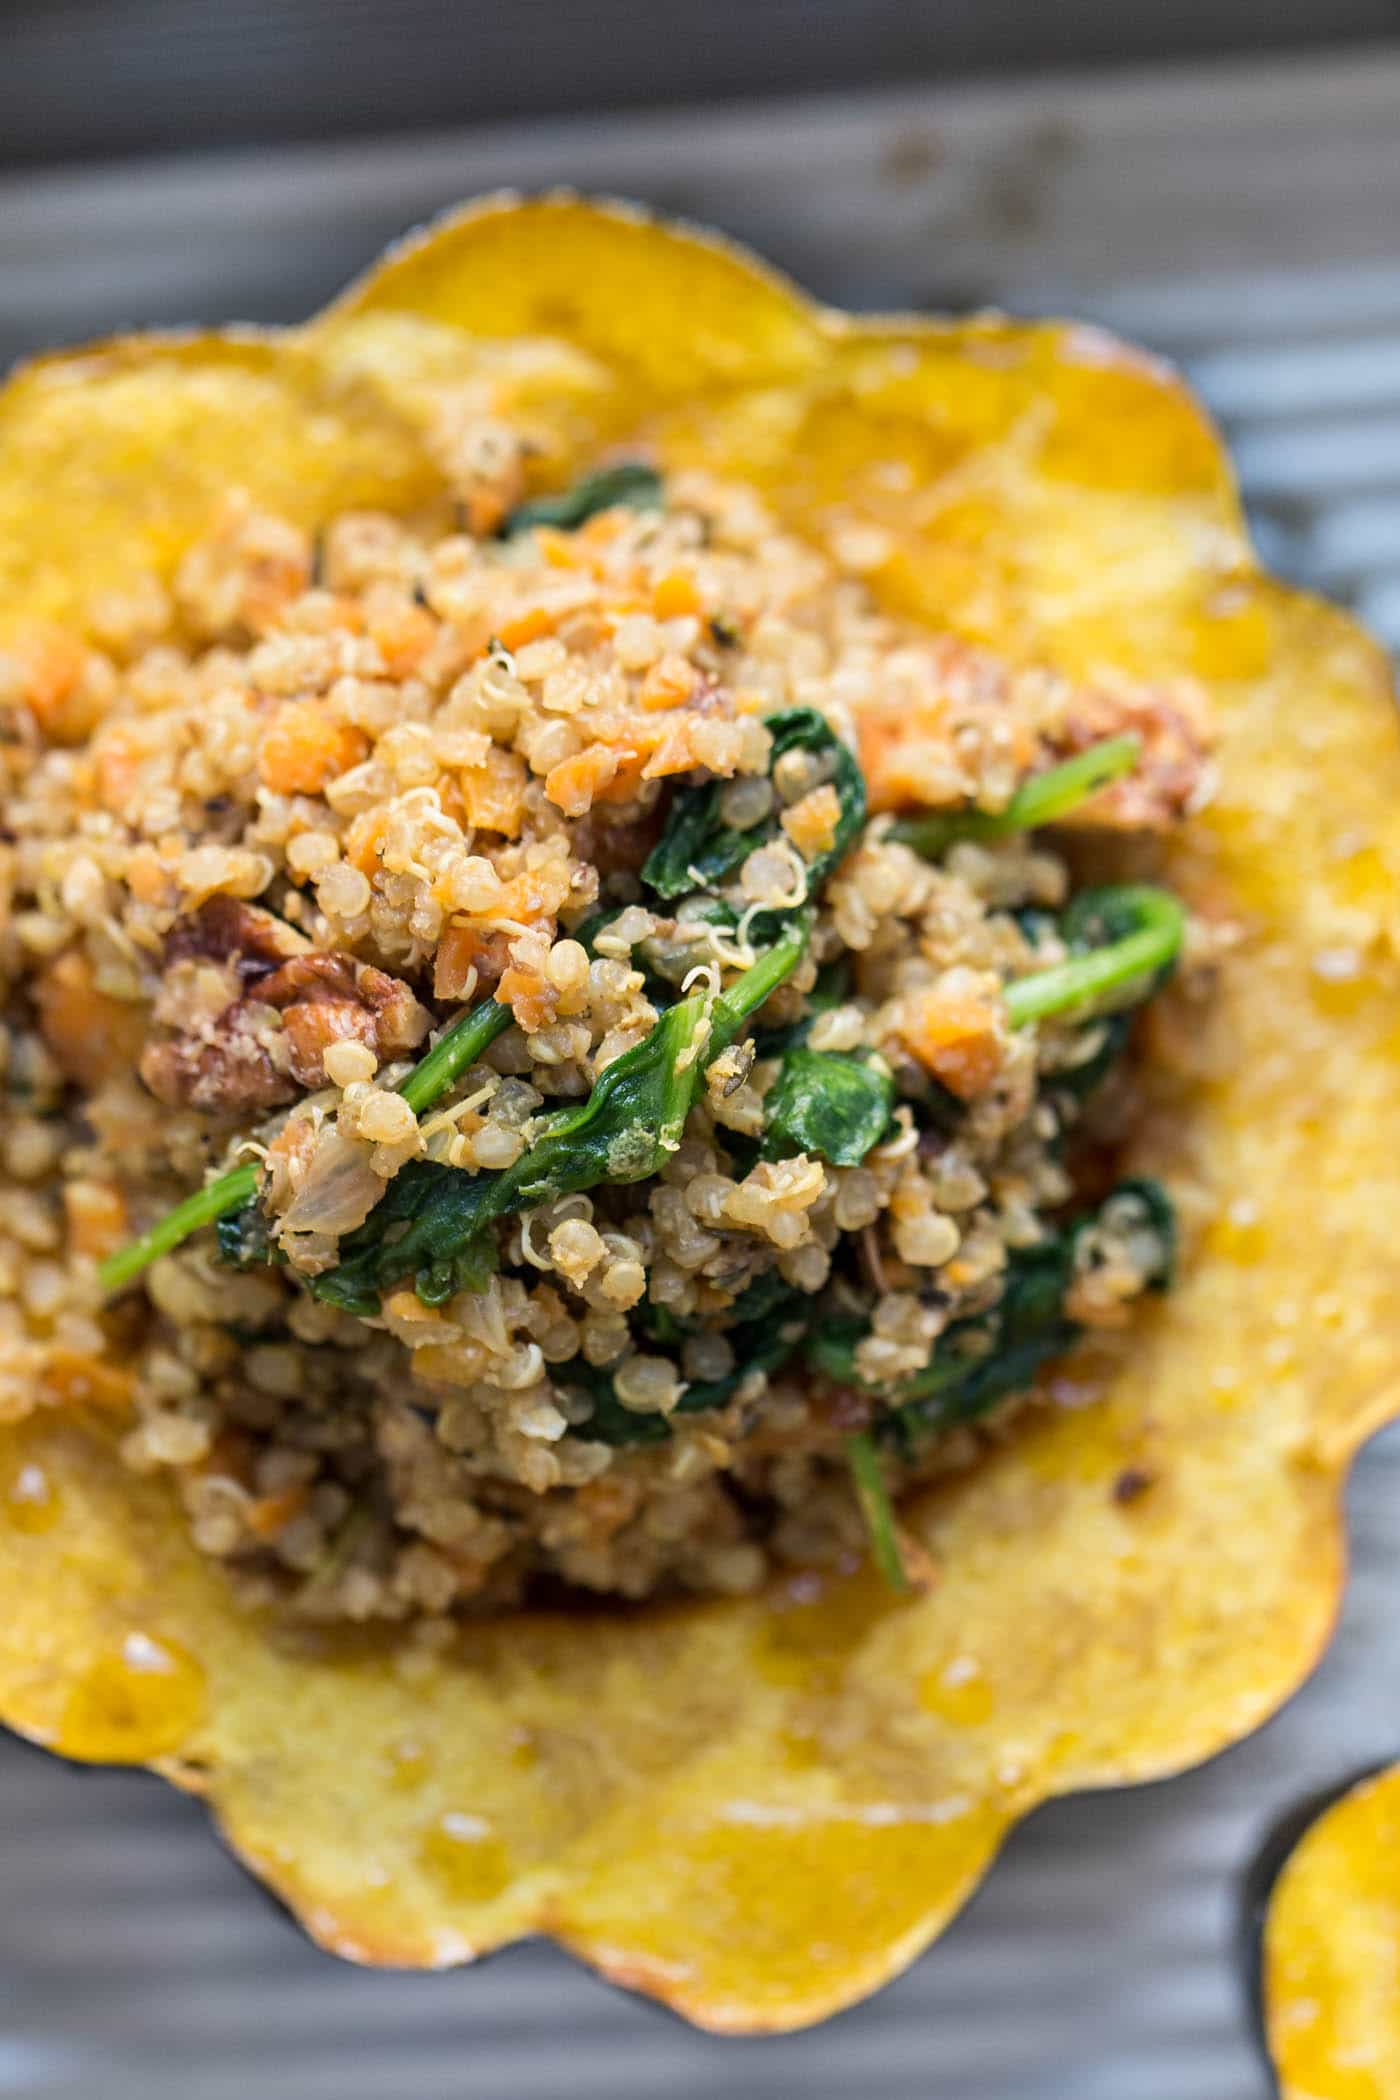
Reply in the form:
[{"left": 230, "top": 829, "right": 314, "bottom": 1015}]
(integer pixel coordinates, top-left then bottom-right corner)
[
  {"left": 8, "top": 45, "right": 1400, "bottom": 367},
  {"left": 2, "top": 46, "right": 1399, "bottom": 367},
  {"left": 0, "top": 0, "right": 1393, "bottom": 169}
]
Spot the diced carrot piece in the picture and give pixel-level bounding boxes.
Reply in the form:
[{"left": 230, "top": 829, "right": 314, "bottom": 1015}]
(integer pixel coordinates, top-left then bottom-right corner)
[
  {"left": 897, "top": 987, "right": 1005, "bottom": 1100},
  {"left": 495, "top": 603, "right": 558, "bottom": 651},
  {"left": 857, "top": 691, "right": 1038, "bottom": 812},
  {"left": 63, "top": 1180, "right": 129, "bottom": 1259},
  {"left": 244, "top": 1483, "right": 311, "bottom": 1540},
  {"left": 124, "top": 842, "right": 173, "bottom": 906},
  {"left": 638, "top": 719, "right": 721, "bottom": 779},
  {"left": 460, "top": 747, "right": 527, "bottom": 835},
  {"left": 495, "top": 967, "right": 557, "bottom": 1034},
  {"left": 344, "top": 807, "right": 388, "bottom": 875},
  {"left": 583, "top": 749, "right": 647, "bottom": 806},
  {"left": 498, "top": 867, "right": 568, "bottom": 922},
  {"left": 5, "top": 622, "right": 104, "bottom": 744},
  {"left": 368, "top": 602, "right": 438, "bottom": 678},
  {"left": 258, "top": 701, "right": 368, "bottom": 795},
  {"left": 651, "top": 570, "right": 702, "bottom": 620},
  {"left": 435, "top": 920, "right": 547, "bottom": 1000},
  {"left": 95, "top": 726, "right": 145, "bottom": 812},
  {"left": 544, "top": 743, "right": 619, "bottom": 817},
  {"left": 533, "top": 527, "right": 582, "bottom": 569},
  {"left": 433, "top": 922, "right": 483, "bottom": 1001},
  {"left": 856, "top": 700, "right": 952, "bottom": 813},
  {"left": 41, "top": 1347, "right": 134, "bottom": 1413},
  {"left": 780, "top": 784, "right": 841, "bottom": 859},
  {"left": 35, "top": 948, "right": 147, "bottom": 1090},
  {"left": 639, "top": 653, "right": 698, "bottom": 711}
]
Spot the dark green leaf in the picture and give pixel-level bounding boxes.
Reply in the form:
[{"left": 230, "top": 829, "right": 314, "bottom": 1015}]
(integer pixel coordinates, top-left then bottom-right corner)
[
  {"left": 415, "top": 1232, "right": 500, "bottom": 1308},
  {"left": 1055, "top": 1012, "right": 1131, "bottom": 1101},
  {"left": 566, "top": 1272, "right": 807, "bottom": 1445},
  {"left": 641, "top": 706, "right": 865, "bottom": 943},
  {"left": 216, "top": 1198, "right": 272, "bottom": 1271},
  {"left": 722, "top": 1267, "right": 805, "bottom": 1328},
  {"left": 499, "top": 462, "right": 662, "bottom": 539},
  {"left": 807, "top": 1178, "right": 1177, "bottom": 1450},
  {"left": 311, "top": 990, "right": 709, "bottom": 1311},
  {"left": 803, "top": 1313, "right": 870, "bottom": 1386},
  {"left": 761, "top": 1046, "right": 894, "bottom": 1166},
  {"left": 640, "top": 1305, "right": 685, "bottom": 1347}
]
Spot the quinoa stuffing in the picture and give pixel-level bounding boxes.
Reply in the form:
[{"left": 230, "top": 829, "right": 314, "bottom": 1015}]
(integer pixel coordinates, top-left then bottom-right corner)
[{"left": 0, "top": 452, "right": 1215, "bottom": 1619}]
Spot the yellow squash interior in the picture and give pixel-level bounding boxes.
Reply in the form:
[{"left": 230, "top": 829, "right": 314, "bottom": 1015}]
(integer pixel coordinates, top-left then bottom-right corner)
[
  {"left": 1266, "top": 1766, "right": 1400, "bottom": 2100},
  {"left": 2, "top": 195, "right": 1399, "bottom": 2031}
]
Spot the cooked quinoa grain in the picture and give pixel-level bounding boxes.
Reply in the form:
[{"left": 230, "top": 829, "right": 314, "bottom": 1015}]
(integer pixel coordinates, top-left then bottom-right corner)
[{"left": 0, "top": 461, "right": 1212, "bottom": 1616}]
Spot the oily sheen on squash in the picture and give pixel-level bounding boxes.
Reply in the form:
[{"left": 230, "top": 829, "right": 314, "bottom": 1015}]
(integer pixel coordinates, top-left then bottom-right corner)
[{"left": 2, "top": 195, "right": 1399, "bottom": 2032}]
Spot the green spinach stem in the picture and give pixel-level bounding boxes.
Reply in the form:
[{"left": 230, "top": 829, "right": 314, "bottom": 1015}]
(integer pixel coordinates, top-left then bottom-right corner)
[
  {"left": 98, "top": 1162, "right": 260, "bottom": 1294},
  {"left": 1005, "top": 884, "right": 1184, "bottom": 1026},
  {"left": 847, "top": 1431, "right": 911, "bottom": 1593},
  {"left": 708, "top": 916, "right": 811, "bottom": 1059},
  {"left": 399, "top": 998, "right": 514, "bottom": 1115},
  {"left": 892, "top": 733, "right": 1140, "bottom": 858}
]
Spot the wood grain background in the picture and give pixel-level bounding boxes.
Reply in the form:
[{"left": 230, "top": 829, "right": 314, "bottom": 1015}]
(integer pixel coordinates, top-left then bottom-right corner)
[{"left": 1, "top": 0, "right": 1396, "bottom": 168}]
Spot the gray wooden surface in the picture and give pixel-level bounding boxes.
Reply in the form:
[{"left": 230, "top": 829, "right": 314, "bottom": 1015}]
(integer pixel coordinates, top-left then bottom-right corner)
[
  {"left": 1, "top": 0, "right": 1396, "bottom": 170},
  {"left": 2, "top": 47, "right": 1400, "bottom": 2100},
  {"left": 5, "top": 46, "right": 1400, "bottom": 368}
]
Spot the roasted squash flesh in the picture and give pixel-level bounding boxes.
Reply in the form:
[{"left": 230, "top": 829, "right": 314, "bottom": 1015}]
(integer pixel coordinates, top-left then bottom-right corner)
[{"left": 1265, "top": 1767, "right": 1400, "bottom": 2100}]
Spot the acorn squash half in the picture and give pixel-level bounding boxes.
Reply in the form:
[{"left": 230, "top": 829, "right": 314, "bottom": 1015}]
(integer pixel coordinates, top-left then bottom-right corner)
[
  {"left": 1264, "top": 1765, "right": 1400, "bottom": 2099},
  {"left": 2, "top": 195, "right": 1399, "bottom": 2032}
]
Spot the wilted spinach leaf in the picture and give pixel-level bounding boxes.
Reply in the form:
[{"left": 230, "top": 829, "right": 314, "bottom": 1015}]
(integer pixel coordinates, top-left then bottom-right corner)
[
  {"left": 761, "top": 1046, "right": 894, "bottom": 1166},
  {"left": 499, "top": 461, "right": 662, "bottom": 539},
  {"left": 641, "top": 706, "right": 865, "bottom": 942},
  {"left": 806, "top": 1177, "right": 1175, "bottom": 1448},
  {"left": 310, "top": 989, "right": 710, "bottom": 1313},
  {"left": 565, "top": 1270, "right": 809, "bottom": 1446},
  {"left": 216, "top": 1198, "right": 273, "bottom": 1272}
]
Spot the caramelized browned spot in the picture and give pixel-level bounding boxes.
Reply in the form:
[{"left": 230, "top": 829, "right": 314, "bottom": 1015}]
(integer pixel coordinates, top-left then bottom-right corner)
[{"left": 164, "top": 895, "right": 308, "bottom": 981}]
